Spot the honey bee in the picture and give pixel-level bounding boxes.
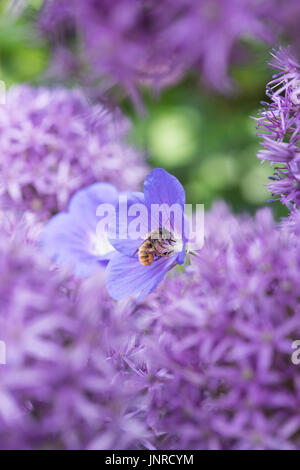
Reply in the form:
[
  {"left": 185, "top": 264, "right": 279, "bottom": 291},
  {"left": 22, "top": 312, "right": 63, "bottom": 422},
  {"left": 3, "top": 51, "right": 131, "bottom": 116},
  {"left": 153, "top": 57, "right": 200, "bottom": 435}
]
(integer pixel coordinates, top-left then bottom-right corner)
[{"left": 138, "top": 227, "right": 175, "bottom": 266}]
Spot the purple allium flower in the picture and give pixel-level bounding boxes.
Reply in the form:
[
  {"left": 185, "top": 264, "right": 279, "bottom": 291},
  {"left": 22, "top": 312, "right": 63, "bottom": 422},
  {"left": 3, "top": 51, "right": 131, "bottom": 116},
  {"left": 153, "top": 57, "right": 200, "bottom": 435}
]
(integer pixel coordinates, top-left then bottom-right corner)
[
  {"left": 0, "top": 227, "right": 148, "bottom": 449},
  {"left": 41, "top": 182, "right": 118, "bottom": 276},
  {"left": 280, "top": 208, "right": 300, "bottom": 239},
  {"left": 0, "top": 207, "right": 43, "bottom": 245},
  {"left": 0, "top": 231, "right": 74, "bottom": 448},
  {"left": 0, "top": 85, "right": 147, "bottom": 220},
  {"left": 39, "top": 0, "right": 280, "bottom": 95},
  {"left": 255, "top": 46, "right": 300, "bottom": 209},
  {"left": 106, "top": 168, "right": 188, "bottom": 301},
  {"left": 134, "top": 203, "right": 300, "bottom": 450},
  {"left": 3, "top": 202, "right": 300, "bottom": 450}
]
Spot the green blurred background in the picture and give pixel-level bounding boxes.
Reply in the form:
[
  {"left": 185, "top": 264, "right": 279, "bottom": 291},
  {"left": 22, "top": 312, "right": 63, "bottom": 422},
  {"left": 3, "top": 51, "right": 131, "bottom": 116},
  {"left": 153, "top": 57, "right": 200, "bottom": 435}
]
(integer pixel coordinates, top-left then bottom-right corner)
[{"left": 0, "top": 0, "right": 288, "bottom": 219}]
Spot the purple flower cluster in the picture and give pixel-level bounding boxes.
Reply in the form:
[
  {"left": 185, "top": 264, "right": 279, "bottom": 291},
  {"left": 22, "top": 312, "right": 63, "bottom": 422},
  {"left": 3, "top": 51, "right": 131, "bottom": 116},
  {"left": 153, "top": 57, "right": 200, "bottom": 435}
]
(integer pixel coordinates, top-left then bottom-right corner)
[
  {"left": 136, "top": 203, "right": 300, "bottom": 449},
  {"left": 39, "top": 0, "right": 294, "bottom": 95},
  {"left": 0, "top": 224, "right": 148, "bottom": 450},
  {"left": 2, "top": 202, "right": 300, "bottom": 449},
  {"left": 0, "top": 85, "right": 147, "bottom": 220},
  {"left": 255, "top": 47, "right": 300, "bottom": 209},
  {"left": 3, "top": 3, "right": 300, "bottom": 448}
]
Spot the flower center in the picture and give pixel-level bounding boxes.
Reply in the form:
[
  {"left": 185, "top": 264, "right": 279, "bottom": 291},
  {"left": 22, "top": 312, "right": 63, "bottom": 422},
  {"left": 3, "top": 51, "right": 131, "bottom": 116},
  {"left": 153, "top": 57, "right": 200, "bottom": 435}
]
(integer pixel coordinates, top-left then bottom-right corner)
[{"left": 89, "top": 231, "right": 114, "bottom": 257}]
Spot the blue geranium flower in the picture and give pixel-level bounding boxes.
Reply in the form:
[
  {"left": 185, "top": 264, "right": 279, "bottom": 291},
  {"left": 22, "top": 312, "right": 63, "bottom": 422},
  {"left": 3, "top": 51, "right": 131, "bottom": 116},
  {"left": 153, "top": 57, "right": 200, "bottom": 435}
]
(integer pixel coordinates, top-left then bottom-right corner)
[
  {"left": 106, "top": 168, "right": 188, "bottom": 301},
  {"left": 41, "top": 183, "right": 118, "bottom": 276},
  {"left": 41, "top": 169, "right": 189, "bottom": 301}
]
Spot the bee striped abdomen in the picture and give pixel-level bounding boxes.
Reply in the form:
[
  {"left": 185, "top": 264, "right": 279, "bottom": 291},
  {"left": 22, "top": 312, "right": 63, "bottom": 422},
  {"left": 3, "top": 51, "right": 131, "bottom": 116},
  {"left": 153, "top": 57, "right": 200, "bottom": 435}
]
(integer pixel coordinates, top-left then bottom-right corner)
[
  {"left": 138, "top": 240, "right": 154, "bottom": 266},
  {"left": 138, "top": 252, "right": 154, "bottom": 265}
]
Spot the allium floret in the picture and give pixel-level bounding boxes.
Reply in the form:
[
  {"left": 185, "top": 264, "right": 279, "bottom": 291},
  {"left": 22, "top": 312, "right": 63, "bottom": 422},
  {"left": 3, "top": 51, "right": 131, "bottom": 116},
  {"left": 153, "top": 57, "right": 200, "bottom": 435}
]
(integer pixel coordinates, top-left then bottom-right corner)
[
  {"left": 0, "top": 85, "right": 147, "bottom": 219},
  {"left": 255, "top": 47, "right": 300, "bottom": 209}
]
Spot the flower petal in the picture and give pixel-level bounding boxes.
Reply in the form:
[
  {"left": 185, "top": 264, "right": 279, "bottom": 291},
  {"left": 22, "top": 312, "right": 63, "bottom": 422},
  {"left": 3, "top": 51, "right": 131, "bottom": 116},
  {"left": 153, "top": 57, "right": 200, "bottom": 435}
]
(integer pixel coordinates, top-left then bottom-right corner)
[
  {"left": 41, "top": 183, "right": 118, "bottom": 276},
  {"left": 144, "top": 168, "right": 186, "bottom": 239},
  {"left": 144, "top": 168, "right": 185, "bottom": 209},
  {"left": 108, "top": 192, "right": 149, "bottom": 256},
  {"left": 69, "top": 182, "right": 119, "bottom": 231},
  {"left": 41, "top": 212, "right": 113, "bottom": 276},
  {"left": 176, "top": 247, "right": 186, "bottom": 265},
  {"left": 106, "top": 252, "right": 177, "bottom": 301}
]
